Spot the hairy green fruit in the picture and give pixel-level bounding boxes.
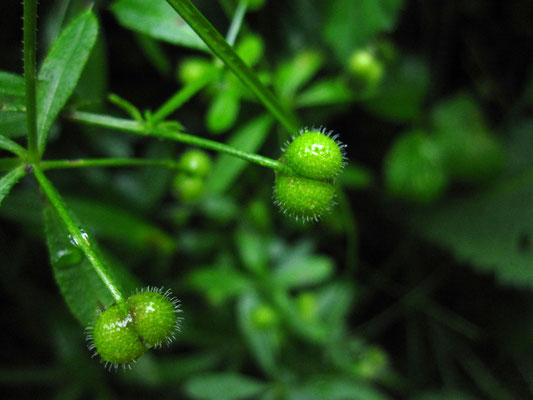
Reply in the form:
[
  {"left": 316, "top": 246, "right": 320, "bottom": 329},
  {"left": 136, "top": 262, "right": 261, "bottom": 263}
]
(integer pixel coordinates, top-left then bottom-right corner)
[
  {"left": 384, "top": 130, "right": 448, "bottom": 204},
  {"left": 127, "top": 288, "right": 181, "bottom": 348},
  {"left": 284, "top": 129, "right": 345, "bottom": 180},
  {"left": 274, "top": 173, "right": 336, "bottom": 222},
  {"left": 89, "top": 305, "right": 147, "bottom": 369},
  {"left": 179, "top": 149, "right": 212, "bottom": 178}
]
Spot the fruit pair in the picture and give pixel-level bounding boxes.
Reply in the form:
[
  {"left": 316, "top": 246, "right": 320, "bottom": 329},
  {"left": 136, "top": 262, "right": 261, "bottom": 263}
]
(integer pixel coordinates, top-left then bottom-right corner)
[
  {"left": 274, "top": 128, "right": 346, "bottom": 222},
  {"left": 87, "top": 287, "right": 181, "bottom": 370}
]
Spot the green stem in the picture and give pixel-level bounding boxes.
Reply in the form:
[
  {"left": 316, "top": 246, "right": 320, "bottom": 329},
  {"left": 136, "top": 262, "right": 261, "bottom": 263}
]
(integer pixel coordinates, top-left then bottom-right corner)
[
  {"left": 23, "top": 0, "right": 39, "bottom": 160},
  {"left": 226, "top": 1, "right": 247, "bottom": 46},
  {"left": 40, "top": 157, "right": 182, "bottom": 171},
  {"left": 165, "top": 0, "right": 300, "bottom": 134},
  {"left": 151, "top": 73, "right": 216, "bottom": 124},
  {"left": 66, "top": 111, "right": 292, "bottom": 173},
  {"left": 33, "top": 165, "right": 126, "bottom": 306}
]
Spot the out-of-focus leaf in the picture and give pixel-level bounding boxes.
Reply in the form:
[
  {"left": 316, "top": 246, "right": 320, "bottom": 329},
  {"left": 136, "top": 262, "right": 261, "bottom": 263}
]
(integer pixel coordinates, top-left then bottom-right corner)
[
  {"left": 111, "top": 0, "right": 207, "bottom": 51},
  {"left": 290, "top": 377, "right": 391, "bottom": 400},
  {"left": 235, "top": 228, "right": 268, "bottom": 275},
  {"left": 431, "top": 93, "right": 504, "bottom": 182},
  {"left": 184, "top": 372, "right": 268, "bottom": 400},
  {"left": 295, "top": 78, "right": 352, "bottom": 108},
  {"left": 43, "top": 201, "right": 116, "bottom": 325},
  {"left": 273, "top": 255, "right": 334, "bottom": 289},
  {"left": 187, "top": 266, "right": 250, "bottom": 304},
  {"left": 238, "top": 292, "right": 279, "bottom": 375},
  {"left": 323, "top": 0, "right": 404, "bottom": 61},
  {"left": 205, "top": 115, "right": 273, "bottom": 194},
  {"left": 364, "top": 56, "right": 429, "bottom": 122},
  {"left": 274, "top": 50, "right": 324, "bottom": 103},
  {"left": 339, "top": 163, "right": 374, "bottom": 189},
  {"left": 412, "top": 391, "right": 479, "bottom": 400},
  {"left": 0, "top": 71, "right": 27, "bottom": 137},
  {"left": 413, "top": 179, "right": 533, "bottom": 289},
  {"left": 37, "top": 10, "right": 98, "bottom": 153},
  {"left": 0, "top": 166, "right": 25, "bottom": 207},
  {"left": 0, "top": 109, "right": 27, "bottom": 138},
  {"left": 67, "top": 197, "right": 176, "bottom": 254},
  {"left": 206, "top": 89, "right": 240, "bottom": 134}
]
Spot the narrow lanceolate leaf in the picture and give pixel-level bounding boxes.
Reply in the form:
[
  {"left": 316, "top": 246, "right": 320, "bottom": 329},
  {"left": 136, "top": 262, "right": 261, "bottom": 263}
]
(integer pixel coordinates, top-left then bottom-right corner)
[
  {"left": 205, "top": 115, "right": 273, "bottom": 194},
  {"left": 0, "top": 134, "right": 26, "bottom": 157},
  {"left": 0, "top": 70, "right": 27, "bottom": 138},
  {"left": 43, "top": 201, "right": 116, "bottom": 325},
  {"left": 0, "top": 166, "right": 25, "bottom": 207},
  {"left": 37, "top": 10, "right": 98, "bottom": 154},
  {"left": 0, "top": 70, "right": 25, "bottom": 103},
  {"left": 111, "top": 0, "right": 207, "bottom": 51}
]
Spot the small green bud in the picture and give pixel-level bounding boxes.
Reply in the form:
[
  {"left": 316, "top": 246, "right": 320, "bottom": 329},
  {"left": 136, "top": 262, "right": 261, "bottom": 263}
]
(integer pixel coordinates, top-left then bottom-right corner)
[
  {"left": 284, "top": 129, "right": 346, "bottom": 180},
  {"left": 173, "top": 173, "right": 206, "bottom": 203},
  {"left": 274, "top": 173, "right": 336, "bottom": 222},
  {"left": 251, "top": 304, "right": 279, "bottom": 329},
  {"left": 89, "top": 305, "right": 147, "bottom": 369},
  {"left": 348, "top": 48, "right": 384, "bottom": 89},
  {"left": 178, "top": 58, "right": 212, "bottom": 84},
  {"left": 236, "top": 34, "right": 264, "bottom": 67},
  {"left": 179, "top": 149, "right": 212, "bottom": 178},
  {"left": 384, "top": 130, "right": 448, "bottom": 203},
  {"left": 127, "top": 288, "right": 181, "bottom": 348}
]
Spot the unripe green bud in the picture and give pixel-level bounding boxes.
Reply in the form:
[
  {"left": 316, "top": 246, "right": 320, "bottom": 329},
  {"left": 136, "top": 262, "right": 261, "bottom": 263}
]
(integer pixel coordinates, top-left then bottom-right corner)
[
  {"left": 284, "top": 129, "right": 346, "bottom": 180},
  {"left": 172, "top": 173, "right": 206, "bottom": 203},
  {"left": 274, "top": 173, "right": 336, "bottom": 222},
  {"left": 179, "top": 149, "right": 212, "bottom": 178}
]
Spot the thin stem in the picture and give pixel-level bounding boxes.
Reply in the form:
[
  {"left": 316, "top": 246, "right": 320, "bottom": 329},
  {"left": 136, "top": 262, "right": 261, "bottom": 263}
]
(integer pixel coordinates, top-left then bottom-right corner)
[
  {"left": 23, "top": 0, "right": 39, "bottom": 160},
  {"left": 226, "top": 1, "right": 247, "bottom": 46},
  {"left": 165, "top": 0, "right": 300, "bottom": 134},
  {"left": 66, "top": 111, "right": 292, "bottom": 173},
  {"left": 151, "top": 73, "right": 216, "bottom": 124},
  {"left": 33, "top": 165, "right": 126, "bottom": 306},
  {"left": 40, "top": 157, "right": 182, "bottom": 171}
]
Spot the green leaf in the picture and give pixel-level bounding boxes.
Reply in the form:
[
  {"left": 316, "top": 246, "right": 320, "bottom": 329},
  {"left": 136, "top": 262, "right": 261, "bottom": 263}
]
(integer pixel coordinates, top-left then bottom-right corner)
[
  {"left": 238, "top": 292, "right": 279, "bottom": 375},
  {"left": 0, "top": 108, "right": 27, "bottom": 138},
  {"left": 291, "top": 377, "right": 391, "bottom": 400},
  {"left": 412, "top": 391, "right": 479, "bottom": 400},
  {"left": 37, "top": 10, "right": 98, "bottom": 153},
  {"left": 205, "top": 115, "right": 273, "bottom": 194},
  {"left": 0, "top": 166, "right": 25, "bottom": 207},
  {"left": 0, "top": 134, "right": 26, "bottom": 157},
  {"left": 186, "top": 266, "right": 250, "bottom": 304},
  {"left": 431, "top": 93, "right": 504, "bottom": 182},
  {"left": 206, "top": 89, "right": 240, "bottom": 134},
  {"left": 67, "top": 197, "right": 176, "bottom": 254},
  {"left": 274, "top": 50, "right": 324, "bottom": 103},
  {"left": 413, "top": 178, "right": 533, "bottom": 288},
  {"left": 0, "top": 70, "right": 25, "bottom": 104},
  {"left": 273, "top": 255, "right": 334, "bottom": 289},
  {"left": 295, "top": 78, "right": 352, "bottom": 108},
  {"left": 235, "top": 228, "right": 268, "bottom": 275},
  {"left": 364, "top": 56, "right": 429, "bottom": 122},
  {"left": 323, "top": 0, "right": 404, "bottom": 61},
  {"left": 185, "top": 372, "right": 267, "bottom": 400},
  {"left": 43, "top": 201, "right": 116, "bottom": 325},
  {"left": 111, "top": 0, "right": 207, "bottom": 51}
]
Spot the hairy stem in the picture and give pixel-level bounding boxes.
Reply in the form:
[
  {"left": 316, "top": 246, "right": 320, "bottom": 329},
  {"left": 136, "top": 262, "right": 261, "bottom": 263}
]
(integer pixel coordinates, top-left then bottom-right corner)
[
  {"left": 33, "top": 165, "right": 126, "bottom": 306},
  {"left": 23, "top": 0, "right": 39, "bottom": 160},
  {"left": 165, "top": 0, "right": 300, "bottom": 134},
  {"left": 66, "top": 111, "right": 292, "bottom": 173},
  {"left": 40, "top": 157, "right": 182, "bottom": 171}
]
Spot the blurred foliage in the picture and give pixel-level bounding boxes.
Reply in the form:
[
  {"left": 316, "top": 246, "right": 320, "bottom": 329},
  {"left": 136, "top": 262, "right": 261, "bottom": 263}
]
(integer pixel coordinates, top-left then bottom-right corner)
[{"left": 1, "top": 0, "right": 533, "bottom": 399}]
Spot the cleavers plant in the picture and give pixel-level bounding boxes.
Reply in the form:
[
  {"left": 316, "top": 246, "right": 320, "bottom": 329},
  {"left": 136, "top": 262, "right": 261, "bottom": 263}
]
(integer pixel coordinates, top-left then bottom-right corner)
[{"left": 1, "top": 0, "right": 347, "bottom": 370}]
